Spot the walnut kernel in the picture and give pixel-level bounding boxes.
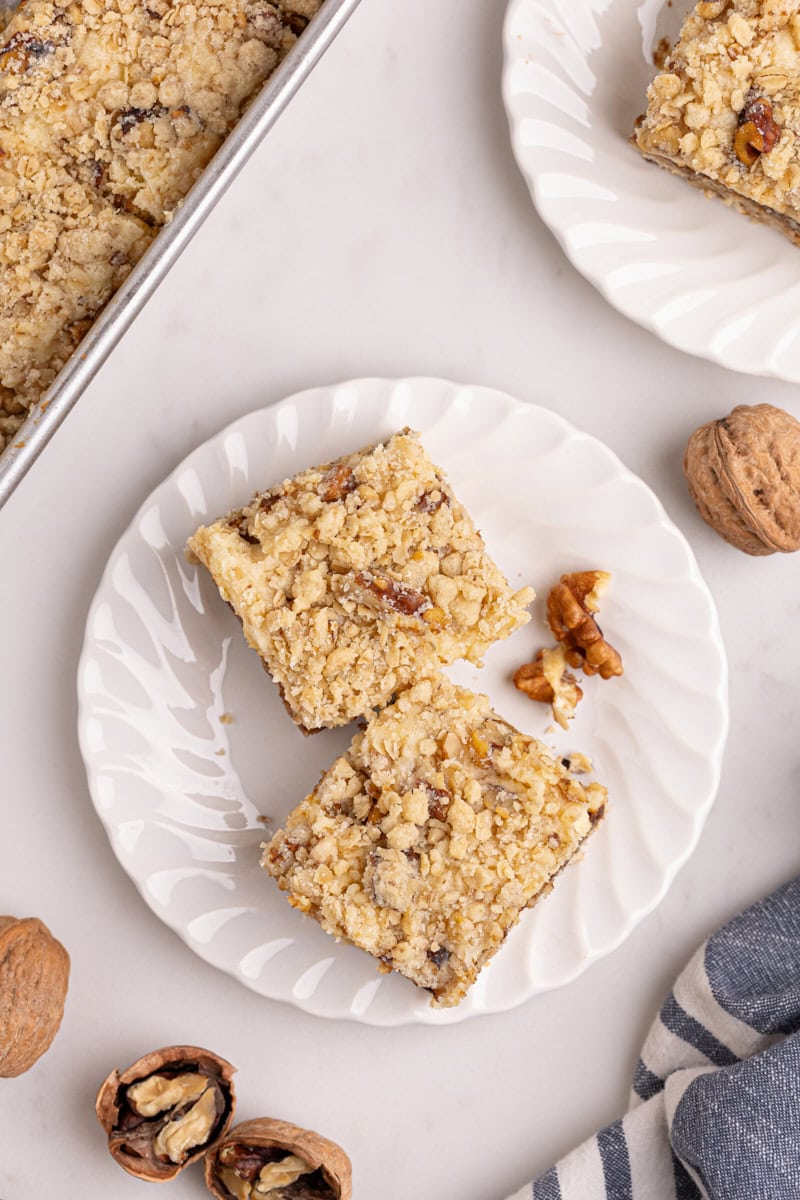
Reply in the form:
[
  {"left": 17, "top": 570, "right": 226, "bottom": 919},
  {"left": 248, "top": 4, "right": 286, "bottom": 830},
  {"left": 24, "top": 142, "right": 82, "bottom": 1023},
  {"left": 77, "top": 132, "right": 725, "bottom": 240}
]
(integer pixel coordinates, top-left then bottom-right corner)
[
  {"left": 546, "top": 572, "right": 623, "bottom": 679},
  {"left": 0, "top": 30, "right": 55, "bottom": 74},
  {"left": 205, "top": 1117, "right": 352, "bottom": 1200},
  {"left": 734, "top": 95, "right": 781, "bottom": 166},
  {"left": 321, "top": 463, "right": 357, "bottom": 503},
  {"left": 514, "top": 646, "right": 583, "bottom": 730}
]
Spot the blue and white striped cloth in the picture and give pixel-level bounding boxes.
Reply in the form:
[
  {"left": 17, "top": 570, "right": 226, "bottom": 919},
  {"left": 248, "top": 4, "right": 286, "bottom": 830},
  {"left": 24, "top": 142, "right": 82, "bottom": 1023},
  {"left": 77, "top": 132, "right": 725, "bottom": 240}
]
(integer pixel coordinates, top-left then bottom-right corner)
[{"left": 507, "top": 875, "right": 800, "bottom": 1200}]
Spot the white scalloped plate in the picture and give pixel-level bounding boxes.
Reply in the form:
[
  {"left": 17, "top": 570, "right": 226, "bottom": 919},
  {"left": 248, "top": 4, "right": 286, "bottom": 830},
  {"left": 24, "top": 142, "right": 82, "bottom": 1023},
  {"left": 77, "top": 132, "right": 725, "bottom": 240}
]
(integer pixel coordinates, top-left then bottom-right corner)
[
  {"left": 77, "top": 379, "right": 727, "bottom": 1025},
  {"left": 503, "top": 0, "right": 800, "bottom": 382}
]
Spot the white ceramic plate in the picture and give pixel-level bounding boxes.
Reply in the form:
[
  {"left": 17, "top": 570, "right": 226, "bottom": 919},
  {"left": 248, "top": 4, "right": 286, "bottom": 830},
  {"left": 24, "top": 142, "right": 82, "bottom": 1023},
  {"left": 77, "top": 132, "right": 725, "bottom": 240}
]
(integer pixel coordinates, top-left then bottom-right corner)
[
  {"left": 77, "top": 379, "right": 728, "bottom": 1026},
  {"left": 503, "top": 0, "right": 800, "bottom": 382}
]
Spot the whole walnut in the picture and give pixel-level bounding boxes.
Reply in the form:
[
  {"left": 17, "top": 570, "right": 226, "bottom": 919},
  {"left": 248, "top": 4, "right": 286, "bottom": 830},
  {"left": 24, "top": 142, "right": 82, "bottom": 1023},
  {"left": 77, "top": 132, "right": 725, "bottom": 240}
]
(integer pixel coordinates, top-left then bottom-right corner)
[
  {"left": 684, "top": 404, "right": 800, "bottom": 555},
  {"left": 0, "top": 916, "right": 70, "bottom": 1077}
]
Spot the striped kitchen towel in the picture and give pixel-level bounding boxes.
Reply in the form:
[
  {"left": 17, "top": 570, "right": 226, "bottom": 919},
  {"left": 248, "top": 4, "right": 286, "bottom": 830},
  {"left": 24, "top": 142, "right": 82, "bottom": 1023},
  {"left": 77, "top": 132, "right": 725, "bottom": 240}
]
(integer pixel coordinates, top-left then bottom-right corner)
[{"left": 507, "top": 874, "right": 800, "bottom": 1200}]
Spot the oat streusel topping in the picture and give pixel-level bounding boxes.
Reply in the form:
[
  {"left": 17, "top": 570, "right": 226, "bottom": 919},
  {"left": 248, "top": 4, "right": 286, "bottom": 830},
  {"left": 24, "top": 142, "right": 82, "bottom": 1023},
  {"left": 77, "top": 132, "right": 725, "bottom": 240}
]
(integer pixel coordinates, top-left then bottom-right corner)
[
  {"left": 0, "top": 151, "right": 152, "bottom": 446},
  {"left": 0, "top": 0, "right": 321, "bottom": 449},
  {"left": 188, "top": 430, "right": 535, "bottom": 732},
  {"left": 263, "top": 674, "right": 607, "bottom": 1007},
  {"left": 635, "top": 0, "right": 800, "bottom": 242}
]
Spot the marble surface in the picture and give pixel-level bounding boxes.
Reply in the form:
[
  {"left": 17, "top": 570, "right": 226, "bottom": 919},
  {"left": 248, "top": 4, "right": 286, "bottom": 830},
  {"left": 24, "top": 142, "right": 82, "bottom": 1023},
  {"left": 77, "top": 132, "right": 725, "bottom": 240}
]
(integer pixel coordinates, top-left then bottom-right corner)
[{"left": 1, "top": 0, "right": 799, "bottom": 1196}]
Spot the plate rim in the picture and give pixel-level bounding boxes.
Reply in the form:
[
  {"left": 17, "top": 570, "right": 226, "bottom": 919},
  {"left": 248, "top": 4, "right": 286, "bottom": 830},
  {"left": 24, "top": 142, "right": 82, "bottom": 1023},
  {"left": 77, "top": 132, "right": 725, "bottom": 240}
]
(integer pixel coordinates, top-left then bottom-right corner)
[
  {"left": 501, "top": 0, "right": 800, "bottom": 384},
  {"left": 77, "top": 377, "right": 729, "bottom": 1025}
]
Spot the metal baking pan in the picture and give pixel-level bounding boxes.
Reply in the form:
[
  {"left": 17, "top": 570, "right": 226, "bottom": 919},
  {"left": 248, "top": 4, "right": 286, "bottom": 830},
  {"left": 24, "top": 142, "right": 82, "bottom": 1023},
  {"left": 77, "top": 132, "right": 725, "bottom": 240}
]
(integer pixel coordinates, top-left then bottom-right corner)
[{"left": 0, "top": 0, "right": 362, "bottom": 509}]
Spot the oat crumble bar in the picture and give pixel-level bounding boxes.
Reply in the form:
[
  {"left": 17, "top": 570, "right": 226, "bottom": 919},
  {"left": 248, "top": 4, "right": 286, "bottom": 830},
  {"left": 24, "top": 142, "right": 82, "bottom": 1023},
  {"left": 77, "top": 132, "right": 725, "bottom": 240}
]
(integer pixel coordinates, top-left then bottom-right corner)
[
  {"left": 263, "top": 674, "right": 607, "bottom": 1007},
  {"left": 635, "top": 1, "right": 800, "bottom": 244},
  {"left": 0, "top": 0, "right": 322, "bottom": 449},
  {"left": 0, "top": 152, "right": 152, "bottom": 442},
  {"left": 188, "top": 430, "right": 534, "bottom": 733}
]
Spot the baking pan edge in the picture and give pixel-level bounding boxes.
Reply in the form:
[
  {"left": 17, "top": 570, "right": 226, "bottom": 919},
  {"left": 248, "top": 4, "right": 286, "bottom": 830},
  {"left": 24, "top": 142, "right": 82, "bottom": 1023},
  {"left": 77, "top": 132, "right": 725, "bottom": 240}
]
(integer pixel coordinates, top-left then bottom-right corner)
[{"left": 0, "top": 0, "right": 362, "bottom": 509}]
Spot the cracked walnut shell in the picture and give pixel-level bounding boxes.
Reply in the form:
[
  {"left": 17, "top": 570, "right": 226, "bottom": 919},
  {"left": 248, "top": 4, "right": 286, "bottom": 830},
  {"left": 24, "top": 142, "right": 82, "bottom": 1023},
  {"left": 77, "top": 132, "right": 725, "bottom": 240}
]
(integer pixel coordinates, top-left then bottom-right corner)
[
  {"left": 684, "top": 404, "right": 800, "bottom": 555},
  {"left": 96, "top": 1045, "right": 236, "bottom": 1182},
  {"left": 0, "top": 916, "right": 70, "bottom": 1077},
  {"left": 205, "top": 1117, "right": 352, "bottom": 1200}
]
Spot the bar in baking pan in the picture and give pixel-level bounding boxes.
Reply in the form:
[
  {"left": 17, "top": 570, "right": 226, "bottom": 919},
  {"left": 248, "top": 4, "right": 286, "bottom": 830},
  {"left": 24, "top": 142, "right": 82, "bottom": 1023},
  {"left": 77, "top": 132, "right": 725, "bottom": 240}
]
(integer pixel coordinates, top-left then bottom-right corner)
[{"left": 0, "top": 0, "right": 361, "bottom": 508}]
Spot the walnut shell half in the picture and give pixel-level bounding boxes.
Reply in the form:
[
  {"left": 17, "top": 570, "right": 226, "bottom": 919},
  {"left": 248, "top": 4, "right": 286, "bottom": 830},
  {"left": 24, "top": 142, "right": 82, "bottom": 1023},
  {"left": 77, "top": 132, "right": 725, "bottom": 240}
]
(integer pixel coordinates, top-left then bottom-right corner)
[
  {"left": 205, "top": 1117, "right": 352, "bottom": 1200},
  {"left": 684, "top": 404, "right": 800, "bottom": 555},
  {"left": 0, "top": 915, "right": 70, "bottom": 1077},
  {"left": 96, "top": 1045, "right": 236, "bottom": 1181}
]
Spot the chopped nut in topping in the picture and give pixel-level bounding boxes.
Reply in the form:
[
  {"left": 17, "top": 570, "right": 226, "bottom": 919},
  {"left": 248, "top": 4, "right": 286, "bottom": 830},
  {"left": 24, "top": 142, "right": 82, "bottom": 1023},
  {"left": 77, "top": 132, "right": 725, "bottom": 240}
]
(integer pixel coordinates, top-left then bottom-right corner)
[
  {"left": 416, "top": 488, "right": 449, "bottom": 514},
  {"left": 354, "top": 571, "right": 430, "bottom": 616},
  {"left": 321, "top": 464, "right": 357, "bottom": 503},
  {"left": 0, "top": 31, "right": 55, "bottom": 74},
  {"left": 263, "top": 674, "right": 607, "bottom": 1008},
  {"left": 734, "top": 94, "right": 781, "bottom": 165}
]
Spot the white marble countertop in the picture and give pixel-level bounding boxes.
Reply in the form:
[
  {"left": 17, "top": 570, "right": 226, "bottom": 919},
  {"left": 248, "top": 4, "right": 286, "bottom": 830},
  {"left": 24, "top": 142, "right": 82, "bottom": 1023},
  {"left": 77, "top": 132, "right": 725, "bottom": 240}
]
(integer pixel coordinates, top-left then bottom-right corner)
[{"left": 2, "top": 0, "right": 799, "bottom": 1196}]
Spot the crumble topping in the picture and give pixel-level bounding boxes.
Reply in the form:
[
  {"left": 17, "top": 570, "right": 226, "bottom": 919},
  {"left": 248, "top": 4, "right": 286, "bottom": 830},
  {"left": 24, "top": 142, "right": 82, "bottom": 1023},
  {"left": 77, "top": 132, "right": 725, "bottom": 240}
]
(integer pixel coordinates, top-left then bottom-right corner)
[
  {"left": 188, "top": 430, "right": 534, "bottom": 732},
  {"left": 263, "top": 674, "right": 606, "bottom": 1007},
  {"left": 0, "top": 0, "right": 322, "bottom": 449},
  {"left": 635, "top": 1, "right": 800, "bottom": 241}
]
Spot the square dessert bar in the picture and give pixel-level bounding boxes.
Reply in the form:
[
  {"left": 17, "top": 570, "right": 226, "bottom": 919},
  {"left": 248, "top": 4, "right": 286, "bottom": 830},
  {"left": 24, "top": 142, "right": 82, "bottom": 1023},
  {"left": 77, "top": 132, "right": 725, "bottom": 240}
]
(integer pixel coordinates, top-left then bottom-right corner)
[
  {"left": 634, "top": 1, "right": 800, "bottom": 244},
  {"left": 263, "top": 674, "right": 607, "bottom": 1007},
  {"left": 188, "top": 430, "right": 533, "bottom": 732}
]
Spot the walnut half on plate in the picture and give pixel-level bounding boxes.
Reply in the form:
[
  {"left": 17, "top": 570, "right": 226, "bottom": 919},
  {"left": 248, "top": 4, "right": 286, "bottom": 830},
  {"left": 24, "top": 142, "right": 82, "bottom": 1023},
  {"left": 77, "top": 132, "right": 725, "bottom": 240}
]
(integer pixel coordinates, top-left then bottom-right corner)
[
  {"left": 514, "top": 571, "right": 623, "bottom": 728},
  {"left": 546, "top": 571, "right": 623, "bottom": 680}
]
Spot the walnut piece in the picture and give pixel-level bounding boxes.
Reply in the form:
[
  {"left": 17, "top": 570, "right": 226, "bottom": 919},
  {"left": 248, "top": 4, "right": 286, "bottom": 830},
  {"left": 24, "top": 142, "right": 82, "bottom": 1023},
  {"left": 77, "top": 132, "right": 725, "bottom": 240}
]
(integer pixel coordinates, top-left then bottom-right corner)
[
  {"left": 0, "top": 916, "right": 70, "bottom": 1077},
  {"left": 205, "top": 1117, "right": 352, "bottom": 1200},
  {"left": 354, "top": 571, "right": 430, "bottom": 616},
  {"left": 320, "top": 464, "right": 357, "bottom": 503},
  {"left": 0, "top": 30, "right": 55, "bottom": 73},
  {"left": 734, "top": 95, "right": 781, "bottom": 167},
  {"left": 546, "top": 572, "right": 623, "bottom": 679},
  {"left": 513, "top": 645, "right": 583, "bottom": 730},
  {"left": 153, "top": 1082, "right": 220, "bottom": 1163},
  {"left": 684, "top": 404, "right": 800, "bottom": 555},
  {"left": 96, "top": 1045, "right": 236, "bottom": 1181}
]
